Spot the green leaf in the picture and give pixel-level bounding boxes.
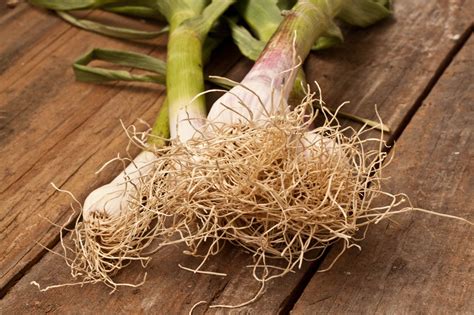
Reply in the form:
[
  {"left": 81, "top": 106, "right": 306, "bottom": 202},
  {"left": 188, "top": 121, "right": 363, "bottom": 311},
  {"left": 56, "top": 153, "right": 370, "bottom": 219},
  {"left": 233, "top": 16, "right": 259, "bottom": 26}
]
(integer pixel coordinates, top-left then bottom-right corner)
[
  {"left": 73, "top": 48, "right": 167, "bottom": 84},
  {"left": 313, "top": 36, "right": 340, "bottom": 50},
  {"left": 182, "top": 0, "right": 209, "bottom": 15},
  {"left": 72, "top": 48, "right": 232, "bottom": 89},
  {"left": 227, "top": 18, "right": 265, "bottom": 61},
  {"left": 102, "top": 4, "right": 165, "bottom": 21},
  {"left": 30, "top": 0, "right": 159, "bottom": 11},
  {"left": 185, "top": 0, "right": 236, "bottom": 40},
  {"left": 206, "top": 76, "right": 236, "bottom": 90},
  {"left": 202, "top": 35, "right": 223, "bottom": 64},
  {"left": 234, "top": 0, "right": 282, "bottom": 41},
  {"left": 154, "top": 0, "right": 208, "bottom": 23},
  {"left": 29, "top": 0, "right": 103, "bottom": 10},
  {"left": 149, "top": 98, "right": 170, "bottom": 144},
  {"left": 339, "top": 0, "right": 391, "bottom": 28},
  {"left": 312, "top": 20, "right": 343, "bottom": 50},
  {"left": 56, "top": 11, "right": 168, "bottom": 40}
]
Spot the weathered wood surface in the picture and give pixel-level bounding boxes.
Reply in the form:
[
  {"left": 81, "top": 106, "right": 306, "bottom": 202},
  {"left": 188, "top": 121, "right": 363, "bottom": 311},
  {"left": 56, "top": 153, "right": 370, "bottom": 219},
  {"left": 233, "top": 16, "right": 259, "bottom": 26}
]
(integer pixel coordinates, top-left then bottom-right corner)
[
  {"left": 292, "top": 35, "right": 474, "bottom": 314},
  {"left": 0, "top": 0, "right": 473, "bottom": 313},
  {"left": 304, "top": 0, "right": 473, "bottom": 140},
  {"left": 0, "top": 5, "right": 168, "bottom": 292}
]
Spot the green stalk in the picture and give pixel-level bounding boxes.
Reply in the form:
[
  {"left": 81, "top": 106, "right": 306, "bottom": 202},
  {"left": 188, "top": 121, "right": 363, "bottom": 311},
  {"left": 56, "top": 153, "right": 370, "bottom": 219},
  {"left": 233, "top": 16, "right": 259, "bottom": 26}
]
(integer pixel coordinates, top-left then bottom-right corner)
[
  {"left": 233, "top": 0, "right": 338, "bottom": 112},
  {"left": 248, "top": 0, "right": 343, "bottom": 89},
  {"left": 230, "top": 0, "right": 391, "bottom": 132},
  {"left": 151, "top": 0, "right": 234, "bottom": 141},
  {"left": 207, "top": 0, "right": 345, "bottom": 124},
  {"left": 148, "top": 99, "right": 169, "bottom": 146},
  {"left": 166, "top": 27, "right": 206, "bottom": 140}
]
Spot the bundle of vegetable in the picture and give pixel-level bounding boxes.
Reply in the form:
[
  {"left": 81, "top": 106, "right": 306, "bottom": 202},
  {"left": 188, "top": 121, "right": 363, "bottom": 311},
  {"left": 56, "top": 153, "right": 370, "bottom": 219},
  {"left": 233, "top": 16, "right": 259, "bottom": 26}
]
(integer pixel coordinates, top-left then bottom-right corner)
[
  {"left": 30, "top": 0, "right": 235, "bottom": 289},
  {"left": 29, "top": 0, "right": 391, "bottom": 291},
  {"left": 138, "top": 0, "right": 397, "bottom": 296}
]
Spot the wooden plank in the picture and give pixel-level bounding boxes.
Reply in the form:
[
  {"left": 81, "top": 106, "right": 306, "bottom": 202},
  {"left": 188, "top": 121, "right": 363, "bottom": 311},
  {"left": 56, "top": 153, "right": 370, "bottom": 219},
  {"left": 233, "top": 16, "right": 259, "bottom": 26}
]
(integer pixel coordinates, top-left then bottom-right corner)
[
  {"left": 304, "top": 0, "right": 473, "bottom": 140},
  {"left": 0, "top": 5, "right": 168, "bottom": 289},
  {"left": 0, "top": 6, "right": 242, "bottom": 292},
  {"left": 292, "top": 35, "right": 474, "bottom": 314},
  {"left": 0, "top": 5, "right": 64, "bottom": 77},
  {"left": 0, "top": 0, "right": 472, "bottom": 313}
]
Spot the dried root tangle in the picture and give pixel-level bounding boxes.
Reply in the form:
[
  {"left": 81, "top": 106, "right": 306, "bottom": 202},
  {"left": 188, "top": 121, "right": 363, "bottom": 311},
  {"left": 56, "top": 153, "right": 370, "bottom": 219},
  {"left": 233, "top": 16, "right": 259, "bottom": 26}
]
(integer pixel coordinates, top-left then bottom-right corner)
[{"left": 143, "top": 91, "right": 394, "bottom": 281}]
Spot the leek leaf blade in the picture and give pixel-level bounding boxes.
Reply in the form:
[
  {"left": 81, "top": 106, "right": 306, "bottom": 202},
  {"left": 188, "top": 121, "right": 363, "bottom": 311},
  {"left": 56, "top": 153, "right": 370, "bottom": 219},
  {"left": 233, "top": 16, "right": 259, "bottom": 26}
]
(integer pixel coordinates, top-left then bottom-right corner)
[
  {"left": 73, "top": 48, "right": 166, "bottom": 84},
  {"left": 57, "top": 11, "right": 168, "bottom": 40}
]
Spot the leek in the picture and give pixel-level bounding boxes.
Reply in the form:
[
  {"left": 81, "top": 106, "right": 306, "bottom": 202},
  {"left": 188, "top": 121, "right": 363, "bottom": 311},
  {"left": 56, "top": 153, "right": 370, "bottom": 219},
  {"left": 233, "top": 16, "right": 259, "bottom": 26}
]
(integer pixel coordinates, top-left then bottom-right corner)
[{"left": 74, "top": 0, "right": 235, "bottom": 288}]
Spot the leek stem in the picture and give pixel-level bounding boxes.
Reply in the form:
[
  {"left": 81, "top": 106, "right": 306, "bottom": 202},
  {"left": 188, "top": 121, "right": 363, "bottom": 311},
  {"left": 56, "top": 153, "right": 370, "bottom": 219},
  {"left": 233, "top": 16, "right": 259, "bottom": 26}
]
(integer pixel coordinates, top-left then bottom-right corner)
[
  {"left": 149, "top": 99, "right": 170, "bottom": 146},
  {"left": 248, "top": 0, "right": 343, "bottom": 100},
  {"left": 157, "top": 0, "right": 234, "bottom": 142},
  {"left": 166, "top": 25, "right": 207, "bottom": 140}
]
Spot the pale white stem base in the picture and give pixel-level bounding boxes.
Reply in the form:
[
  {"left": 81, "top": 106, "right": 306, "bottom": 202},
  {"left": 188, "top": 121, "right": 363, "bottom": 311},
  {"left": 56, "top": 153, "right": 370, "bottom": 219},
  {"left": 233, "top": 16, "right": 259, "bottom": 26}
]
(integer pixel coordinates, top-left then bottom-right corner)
[
  {"left": 169, "top": 101, "right": 206, "bottom": 143},
  {"left": 207, "top": 78, "right": 288, "bottom": 126},
  {"left": 82, "top": 150, "right": 156, "bottom": 221},
  {"left": 207, "top": 50, "right": 296, "bottom": 126}
]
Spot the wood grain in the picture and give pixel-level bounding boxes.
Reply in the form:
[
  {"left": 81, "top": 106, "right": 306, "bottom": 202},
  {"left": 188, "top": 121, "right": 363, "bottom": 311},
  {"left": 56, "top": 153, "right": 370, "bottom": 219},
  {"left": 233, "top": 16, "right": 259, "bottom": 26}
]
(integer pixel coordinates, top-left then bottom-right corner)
[
  {"left": 0, "top": 0, "right": 472, "bottom": 313},
  {"left": 304, "top": 0, "right": 473, "bottom": 140},
  {"left": 292, "top": 35, "right": 474, "bottom": 315}
]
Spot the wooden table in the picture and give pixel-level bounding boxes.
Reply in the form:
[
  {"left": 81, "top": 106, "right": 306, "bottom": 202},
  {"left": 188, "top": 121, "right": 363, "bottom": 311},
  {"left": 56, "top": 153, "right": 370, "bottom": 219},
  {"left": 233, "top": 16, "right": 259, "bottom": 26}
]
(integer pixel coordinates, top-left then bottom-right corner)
[{"left": 1, "top": 1, "right": 472, "bottom": 313}]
